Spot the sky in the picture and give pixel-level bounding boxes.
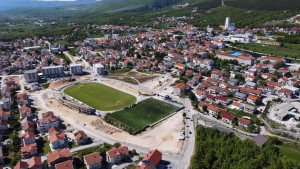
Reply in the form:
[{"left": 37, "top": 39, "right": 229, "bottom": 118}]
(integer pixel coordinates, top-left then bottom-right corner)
[{"left": 0, "top": 0, "right": 99, "bottom": 10}]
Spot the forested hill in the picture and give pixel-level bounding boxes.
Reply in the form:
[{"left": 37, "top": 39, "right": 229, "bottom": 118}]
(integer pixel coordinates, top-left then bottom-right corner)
[{"left": 224, "top": 0, "right": 300, "bottom": 10}]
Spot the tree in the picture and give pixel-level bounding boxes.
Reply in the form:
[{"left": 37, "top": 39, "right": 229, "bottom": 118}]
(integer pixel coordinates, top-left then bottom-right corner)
[
  {"left": 203, "top": 105, "right": 207, "bottom": 112},
  {"left": 113, "top": 142, "right": 121, "bottom": 148},
  {"left": 274, "top": 61, "right": 285, "bottom": 69},
  {"left": 255, "top": 98, "right": 262, "bottom": 106},
  {"left": 123, "top": 155, "right": 131, "bottom": 162},
  {"left": 183, "top": 112, "right": 187, "bottom": 117},
  {"left": 189, "top": 92, "right": 196, "bottom": 101},
  {"left": 131, "top": 149, "right": 137, "bottom": 155}
]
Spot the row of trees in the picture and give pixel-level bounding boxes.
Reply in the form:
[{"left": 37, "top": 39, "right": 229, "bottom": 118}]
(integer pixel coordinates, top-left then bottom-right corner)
[{"left": 190, "top": 126, "right": 300, "bottom": 169}]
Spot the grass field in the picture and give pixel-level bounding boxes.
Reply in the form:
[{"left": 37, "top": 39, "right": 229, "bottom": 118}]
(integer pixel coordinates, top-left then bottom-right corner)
[
  {"left": 64, "top": 82, "right": 136, "bottom": 111},
  {"left": 236, "top": 43, "right": 300, "bottom": 59},
  {"left": 278, "top": 144, "right": 300, "bottom": 162},
  {"left": 106, "top": 98, "right": 180, "bottom": 134}
]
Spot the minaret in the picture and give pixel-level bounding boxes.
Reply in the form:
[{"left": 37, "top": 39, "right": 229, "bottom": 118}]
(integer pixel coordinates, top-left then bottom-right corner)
[{"left": 225, "top": 17, "right": 230, "bottom": 31}]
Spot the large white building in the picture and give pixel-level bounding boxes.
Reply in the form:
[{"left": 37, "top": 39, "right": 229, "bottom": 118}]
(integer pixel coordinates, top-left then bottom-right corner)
[
  {"left": 70, "top": 64, "right": 83, "bottom": 75},
  {"left": 93, "top": 64, "right": 105, "bottom": 76},
  {"left": 24, "top": 69, "right": 38, "bottom": 83},
  {"left": 224, "top": 17, "right": 236, "bottom": 31},
  {"left": 42, "top": 65, "right": 64, "bottom": 78},
  {"left": 216, "top": 51, "right": 254, "bottom": 65}
]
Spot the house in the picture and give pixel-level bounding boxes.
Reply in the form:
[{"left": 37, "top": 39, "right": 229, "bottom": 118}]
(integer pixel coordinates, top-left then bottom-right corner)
[
  {"left": 245, "top": 82, "right": 257, "bottom": 89},
  {"left": 136, "top": 165, "right": 152, "bottom": 169},
  {"left": 207, "top": 106, "right": 220, "bottom": 116},
  {"left": 229, "top": 102, "right": 243, "bottom": 110},
  {"left": 244, "top": 104, "right": 257, "bottom": 114},
  {"left": 0, "top": 120, "right": 8, "bottom": 130},
  {"left": 84, "top": 152, "right": 102, "bottom": 169},
  {"left": 38, "top": 111, "right": 60, "bottom": 134},
  {"left": 195, "top": 90, "right": 206, "bottom": 101},
  {"left": 28, "top": 156, "right": 42, "bottom": 169},
  {"left": 74, "top": 131, "right": 88, "bottom": 145},
  {"left": 21, "top": 143, "right": 38, "bottom": 159},
  {"left": 198, "top": 102, "right": 208, "bottom": 111},
  {"left": 0, "top": 144, "right": 3, "bottom": 165},
  {"left": 55, "top": 160, "right": 75, "bottom": 169},
  {"left": 247, "top": 95, "right": 258, "bottom": 104},
  {"left": 20, "top": 104, "right": 32, "bottom": 118},
  {"left": 205, "top": 94, "right": 215, "bottom": 102},
  {"left": 14, "top": 161, "right": 28, "bottom": 169},
  {"left": 207, "top": 86, "right": 220, "bottom": 94},
  {"left": 46, "top": 148, "right": 72, "bottom": 166},
  {"left": 17, "top": 94, "right": 30, "bottom": 106},
  {"left": 252, "top": 135, "right": 268, "bottom": 147},
  {"left": 238, "top": 118, "right": 251, "bottom": 129},
  {"left": 21, "top": 131, "right": 36, "bottom": 145},
  {"left": 106, "top": 146, "right": 129, "bottom": 164},
  {"left": 49, "top": 133, "right": 68, "bottom": 150},
  {"left": 174, "top": 63, "right": 186, "bottom": 70},
  {"left": 279, "top": 88, "right": 293, "bottom": 98},
  {"left": 0, "top": 108, "right": 11, "bottom": 121},
  {"left": 221, "top": 110, "right": 235, "bottom": 124},
  {"left": 215, "top": 95, "right": 231, "bottom": 105},
  {"left": 23, "top": 122, "right": 35, "bottom": 132},
  {"left": 173, "top": 83, "right": 190, "bottom": 96},
  {"left": 141, "top": 149, "right": 162, "bottom": 169}
]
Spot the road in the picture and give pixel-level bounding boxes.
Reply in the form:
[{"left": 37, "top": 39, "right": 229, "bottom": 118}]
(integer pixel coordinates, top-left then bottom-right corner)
[{"left": 63, "top": 51, "right": 76, "bottom": 64}]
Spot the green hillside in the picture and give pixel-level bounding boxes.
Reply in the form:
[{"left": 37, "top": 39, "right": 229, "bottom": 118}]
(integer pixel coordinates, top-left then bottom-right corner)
[{"left": 225, "top": 0, "right": 300, "bottom": 10}]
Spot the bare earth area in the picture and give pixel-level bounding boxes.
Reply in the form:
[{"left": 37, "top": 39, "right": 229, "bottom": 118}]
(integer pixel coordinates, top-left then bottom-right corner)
[{"left": 31, "top": 79, "right": 183, "bottom": 155}]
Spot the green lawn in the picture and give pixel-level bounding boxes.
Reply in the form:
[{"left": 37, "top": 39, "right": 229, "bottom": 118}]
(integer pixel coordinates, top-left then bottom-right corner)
[
  {"left": 64, "top": 82, "right": 136, "bottom": 111},
  {"left": 106, "top": 98, "right": 180, "bottom": 134},
  {"left": 278, "top": 144, "right": 300, "bottom": 162},
  {"left": 235, "top": 43, "right": 300, "bottom": 59},
  {"left": 43, "top": 138, "right": 51, "bottom": 154}
]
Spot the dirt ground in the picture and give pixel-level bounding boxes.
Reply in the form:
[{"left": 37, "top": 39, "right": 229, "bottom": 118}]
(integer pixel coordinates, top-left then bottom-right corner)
[
  {"left": 31, "top": 79, "right": 184, "bottom": 155},
  {"left": 108, "top": 69, "right": 159, "bottom": 84}
]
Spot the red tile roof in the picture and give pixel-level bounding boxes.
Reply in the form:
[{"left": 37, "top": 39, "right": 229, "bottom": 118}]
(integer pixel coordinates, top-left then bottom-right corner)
[
  {"left": 28, "top": 156, "right": 42, "bottom": 168},
  {"left": 84, "top": 152, "right": 102, "bottom": 166},
  {"left": 221, "top": 110, "right": 235, "bottom": 121},
  {"left": 55, "top": 160, "right": 74, "bottom": 169},
  {"left": 142, "top": 149, "right": 162, "bottom": 166},
  {"left": 107, "top": 146, "right": 129, "bottom": 158}
]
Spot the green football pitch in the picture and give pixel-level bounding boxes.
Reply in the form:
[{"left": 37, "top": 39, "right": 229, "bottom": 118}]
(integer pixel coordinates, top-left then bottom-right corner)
[
  {"left": 64, "top": 82, "right": 136, "bottom": 111},
  {"left": 108, "top": 98, "right": 180, "bottom": 132}
]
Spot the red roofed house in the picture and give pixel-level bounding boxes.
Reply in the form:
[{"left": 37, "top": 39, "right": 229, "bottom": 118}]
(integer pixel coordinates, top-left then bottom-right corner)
[
  {"left": 195, "top": 90, "right": 206, "bottom": 101},
  {"left": 0, "top": 120, "right": 8, "bottom": 131},
  {"left": 21, "top": 131, "right": 36, "bottom": 145},
  {"left": 21, "top": 143, "right": 38, "bottom": 159},
  {"left": 14, "top": 161, "right": 28, "bottom": 169},
  {"left": 221, "top": 110, "right": 235, "bottom": 124},
  {"left": 207, "top": 106, "right": 220, "bottom": 116},
  {"left": 55, "top": 160, "right": 75, "bottom": 169},
  {"left": 28, "top": 156, "right": 42, "bottom": 169},
  {"left": 74, "top": 131, "right": 88, "bottom": 145},
  {"left": 215, "top": 95, "right": 231, "bottom": 105},
  {"left": 0, "top": 108, "right": 11, "bottom": 121},
  {"left": 46, "top": 148, "right": 71, "bottom": 166},
  {"left": 84, "top": 152, "right": 102, "bottom": 169},
  {"left": 239, "top": 118, "right": 251, "bottom": 129},
  {"left": 279, "top": 88, "right": 293, "bottom": 98},
  {"left": 49, "top": 133, "right": 68, "bottom": 151},
  {"left": 37, "top": 111, "right": 60, "bottom": 134},
  {"left": 174, "top": 83, "right": 190, "bottom": 96},
  {"left": 174, "top": 63, "right": 186, "bottom": 70},
  {"left": 141, "top": 149, "right": 162, "bottom": 169},
  {"left": 136, "top": 165, "right": 152, "bottom": 169},
  {"left": 247, "top": 95, "right": 258, "bottom": 104},
  {"left": 106, "top": 146, "right": 129, "bottom": 164}
]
